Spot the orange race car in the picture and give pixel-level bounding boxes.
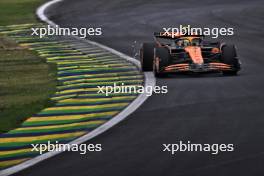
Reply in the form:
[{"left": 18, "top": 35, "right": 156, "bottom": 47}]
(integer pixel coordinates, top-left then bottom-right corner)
[{"left": 140, "top": 32, "right": 241, "bottom": 77}]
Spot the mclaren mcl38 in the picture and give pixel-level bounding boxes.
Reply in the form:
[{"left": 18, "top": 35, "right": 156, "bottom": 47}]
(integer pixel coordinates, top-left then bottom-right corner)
[{"left": 140, "top": 32, "right": 241, "bottom": 77}]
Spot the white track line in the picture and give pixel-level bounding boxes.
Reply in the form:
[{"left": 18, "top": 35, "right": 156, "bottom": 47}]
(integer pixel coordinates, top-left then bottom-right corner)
[{"left": 0, "top": 0, "right": 155, "bottom": 175}]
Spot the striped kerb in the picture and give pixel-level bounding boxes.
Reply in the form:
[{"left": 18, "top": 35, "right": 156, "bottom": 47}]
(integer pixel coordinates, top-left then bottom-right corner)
[{"left": 0, "top": 24, "right": 143, "bottom": 170}]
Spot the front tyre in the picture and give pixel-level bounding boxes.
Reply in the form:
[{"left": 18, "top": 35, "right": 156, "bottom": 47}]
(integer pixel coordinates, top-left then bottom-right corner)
[
  {"left": 140, "top": 43, "right": 155, "bottom": 71},
  {"left": 221, "top": 44, "right": 241, "bottom": 76}
]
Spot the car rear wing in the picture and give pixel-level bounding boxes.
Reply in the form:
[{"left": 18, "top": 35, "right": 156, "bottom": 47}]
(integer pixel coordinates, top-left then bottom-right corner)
[{"left": 154, "top": 32, "right": 204, "bottom": 39}]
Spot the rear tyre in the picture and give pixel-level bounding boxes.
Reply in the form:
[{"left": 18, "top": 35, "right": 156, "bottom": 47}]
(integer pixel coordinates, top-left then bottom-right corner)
[
  {"left": 153, "top": 48, "right": 170, "bottom": 77},
  {"left": 140, "top": 43, "right": 155, "bottom": 71},
  {"left": 221, "top": 44, "right": 240, "bottom": 76}
]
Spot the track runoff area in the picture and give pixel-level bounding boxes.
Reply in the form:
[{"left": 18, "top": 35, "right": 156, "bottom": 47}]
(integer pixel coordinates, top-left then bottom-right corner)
[{"left": 0, "top": 22, "right": 153, "bottom": 174}]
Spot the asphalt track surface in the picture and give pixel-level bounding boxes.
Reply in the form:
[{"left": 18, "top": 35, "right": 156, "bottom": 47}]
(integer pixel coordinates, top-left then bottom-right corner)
[{"left": 15, "top": 0, "right": 264, "bottom": 175}]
